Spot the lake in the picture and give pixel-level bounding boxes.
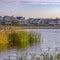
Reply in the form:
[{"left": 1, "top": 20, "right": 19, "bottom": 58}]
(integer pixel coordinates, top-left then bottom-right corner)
[{"left": 0, "top": 29, "right": 60, "bottom": 60}]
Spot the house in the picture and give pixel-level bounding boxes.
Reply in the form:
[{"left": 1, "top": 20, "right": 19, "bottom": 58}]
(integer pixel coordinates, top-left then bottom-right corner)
[
  {"left": 32, "top": 18, "right": 40, "bottom": 25},
  {"left": 37, "top": 19, "right": 45, "bottom": 25},
  {"left": 45, "top": 19, "right": 58, "bottom": 26},
  {"left": 0, "top": 16, "right": 3, "bottom": 25},
  {"left": 16, "top": 16, "right": 25, "bottom": 20},
  {"left": 37, "top": 18, "right": 58, "bottom": 26},
  {"left": 28, "top": 18, "right": 41, "bottom": 25},
  {"left": 56, "top": 18, "right": 60, "bottom": 25},
  {"left": 28, "top": 18, "right": 34, "bottom": 23},
  {"left": 3, "top": 16, "right": 14, "bottom": 25},
  {"left": 16, "top": 16, "right": 28, "bottom": 25},
  {"left": 28, "top": 18, "right": 34, "bottom": 25},
  {"left": 19, "top": 20, "right": 28, "bottom": 25}
]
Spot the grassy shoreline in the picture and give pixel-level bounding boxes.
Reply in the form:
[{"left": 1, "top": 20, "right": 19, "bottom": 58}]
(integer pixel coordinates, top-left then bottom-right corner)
[{"left": 0, "top": 25, "right": 60, "bottom": 30}]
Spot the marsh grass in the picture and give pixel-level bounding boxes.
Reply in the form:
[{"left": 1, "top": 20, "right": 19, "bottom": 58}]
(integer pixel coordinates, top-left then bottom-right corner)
[
  {"left": 8, "top": 30, "right": 29, "bottom": 49},
  {"left": 0, "top": 31, "right": 8, "bottom": 51},
  {"left": 28, "top": 31, "right": 41, "bottom": 46},
  {"left": 0, "top": 30, "right": 41, "bottom": 51}
]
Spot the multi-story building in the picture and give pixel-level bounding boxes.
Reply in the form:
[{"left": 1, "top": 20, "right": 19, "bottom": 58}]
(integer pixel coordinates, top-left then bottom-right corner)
[
  {"left": 3, "top": 16, "right": 15, "bottom": 25},
  {"left": 28, "top": 18, "right": 41, "bottom": 25},
  {"left": 44, "top": 19, "right": 58, "bottom": 26},
  {"left": 16, "top": 16, "right": 28, "bottom": 25}
]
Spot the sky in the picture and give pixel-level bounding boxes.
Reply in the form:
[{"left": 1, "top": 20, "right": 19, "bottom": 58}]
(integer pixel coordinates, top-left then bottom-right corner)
[{"left": 0, "top": 0, "right": 60, "bottom": 18}]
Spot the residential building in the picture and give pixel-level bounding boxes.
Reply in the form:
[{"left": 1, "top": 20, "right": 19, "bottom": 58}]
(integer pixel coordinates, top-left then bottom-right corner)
[
  {"left": 57, "top": 18, "right": 60, "bottom": 25},
  {"left": 16, "top": 16, "right": 25, "bottom": 20},
  {"left": 37, "top": 19, "right": 45, "bottom": 25},
  {"left": 28, "top": 18, "right": 41, "bottom": 25},
  {"left": 44, "top": 19, "right": 58, "bottom": 26},
  {"left": 3, "top": 16, "right": 14, "bottom": 25},
  {"left": 19, "top": 20, "right": 28, "bottom": 25},
  {"left": 16, "top": 16, "right": 28, "bottom": 25}
]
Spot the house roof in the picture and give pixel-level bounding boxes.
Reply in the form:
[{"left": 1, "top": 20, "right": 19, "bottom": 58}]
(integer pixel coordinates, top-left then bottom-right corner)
[{"left": 16, "top": 16, "right": 25, "bottom": 20}]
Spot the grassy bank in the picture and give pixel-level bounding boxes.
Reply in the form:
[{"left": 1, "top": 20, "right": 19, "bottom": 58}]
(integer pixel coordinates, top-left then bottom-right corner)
[{"left": 0, "top": 25, "right": 60, "bottom": 30}]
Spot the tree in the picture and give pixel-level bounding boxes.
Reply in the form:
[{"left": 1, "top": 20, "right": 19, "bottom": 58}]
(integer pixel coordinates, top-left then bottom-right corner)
[{"left": 12, "top": 20, "right": 19, "bottom": 26}]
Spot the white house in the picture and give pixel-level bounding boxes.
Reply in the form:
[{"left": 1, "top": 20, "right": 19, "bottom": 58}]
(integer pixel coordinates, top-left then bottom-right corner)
[
  {"left": 46, "top": 19, "right": 58, "bottom": 25},
  {"left": 28, "top": 18, "right": 41, "bottom": 25},
  {"left": 3, "top": 16, "right": 14, "bottom": 25},
  {"left": 37, "top": 19, "right": 45, "bottom": 25},
  {"left": 16, "top": 17, "right": 28, "bottom": 25},
  {"left": 19, "top": 20, "right": 28, "bottom": 25}
]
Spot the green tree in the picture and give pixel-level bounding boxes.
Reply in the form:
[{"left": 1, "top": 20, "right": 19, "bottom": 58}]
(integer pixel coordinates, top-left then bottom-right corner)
[{"left": 12, "top": 20, "right": 19, "bottom": 26}]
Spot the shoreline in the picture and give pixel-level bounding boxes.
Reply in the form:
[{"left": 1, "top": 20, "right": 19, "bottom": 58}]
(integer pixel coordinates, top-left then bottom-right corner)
[{"left": 0, "top": 26, "right": 60, "bottom": 29}]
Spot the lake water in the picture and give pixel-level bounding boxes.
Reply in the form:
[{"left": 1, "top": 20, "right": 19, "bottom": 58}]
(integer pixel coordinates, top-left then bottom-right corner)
[{"left": 0, "top": 29, "right": 60, "bottom": 60}]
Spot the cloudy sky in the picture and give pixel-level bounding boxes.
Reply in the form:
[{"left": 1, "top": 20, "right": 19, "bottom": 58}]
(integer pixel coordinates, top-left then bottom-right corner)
[
  {"left": 0, "top": 0, "right": 60, "bottom": 18},
  {"left": 0, "top": 0, "right": 60, "bottom": 3}
]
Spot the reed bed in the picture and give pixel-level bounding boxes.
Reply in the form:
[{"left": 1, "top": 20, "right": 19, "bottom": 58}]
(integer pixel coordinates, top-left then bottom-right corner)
[{"left": 0, "top": 29, "right": 41, "bottom": 51}]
